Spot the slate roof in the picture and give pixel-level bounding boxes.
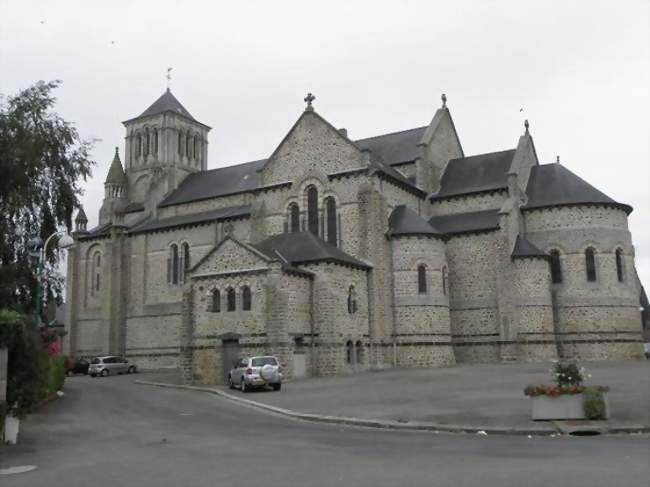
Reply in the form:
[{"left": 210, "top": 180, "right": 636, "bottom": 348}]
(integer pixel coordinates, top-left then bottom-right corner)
[
  {"left": 124, "top": 202, "right": 145, "bottom": 213},
  {"left": 105, "top": 149, "right": 126, "bottom": 185},
  {"left": 159, "top": 159, "right": 266, "bottom": 207},
  {"left": 355, "top": 126, "right": 427, "bottom": 165},
  {"left": 428, "top": 209, "right": 500, "bottom": 235},
  {"left": 511, "top": 235, "right": 547, "bottom": 259},
  {"left": 75, "top": 207, "right": 88, "bottom": 223},
  {"left": 367, "top": 156, "right": 426, "bottom": 197},
  {"left": 131, "top": 89, "right": 198, "bottom": 123},
  {"left": 432, "top": 149, "right": 516, "bottom": 199},
  {"left": 387, "top": 205, "right": 443, "bottom": 237},
  {"left": 129, "top": 205, "right": 251, "bottom": 234},
  {"left": 523, "top": 164, "right": 632, "bottom": 214},
  {"left": 254, "top": 232, "right": 371, "bottom": 270},
  {"left": 82, "top": 222, "right": 112, "bottom": 238}
]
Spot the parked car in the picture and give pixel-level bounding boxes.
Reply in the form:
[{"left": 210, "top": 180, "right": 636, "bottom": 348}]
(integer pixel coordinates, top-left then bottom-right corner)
[
  {"left": 644, "top": 343, "right": 650, "bottom": 359},
  {"left": 228, "top": 356, "right": 283, "bottom": 392},
  {"left": 89, "top": 356, "right": 137, "bottom": 377},
  {"left": 65, "top": 357, "right": 89, "bottom": 376}
]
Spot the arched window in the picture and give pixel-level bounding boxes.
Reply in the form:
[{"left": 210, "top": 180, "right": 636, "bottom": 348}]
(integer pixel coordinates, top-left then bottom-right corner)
[
  {"left": 194, "top": 136, "right": 198, "bottom": 160},
  {"left": 211, "top": 289, "right": 221, "bottom": 313},
  {"left": 585, "top": 247, "right": 597, "bottom": 282},
  {"left": 355, "top": 340, "right": 363, "bottom": 365},
  {"left": 137, "top": 135, "right": 142, "bottom": 156},
  {"left": 325, "top": 196, "right": 337, "bottom": 245},
  {"left": 441, "top": 266, "right": 448, "bottom": 295},
  {"left": 144, "top": 130, "right": 150, "bottom": 156},
  {"left": 549, "top": 250, "right": 562, "bottom": 284},
  {"left": 91, "top": 252, "right": 101, "bottom": 294},
  {"left": 242, "top": 286, "right": 252, "bottom": 311},
  {"left": 178, "top": 132, "right": 182, "bottom": 156},
  {"left": 306, "top": 186, "right": 319, "bottom": 235},
  {"left": 186, "top": 132, "right": 191, "bottom": 159},
  {"left": 168, "top": 244, "right": 179, "bottom": 285},
  {"left": 154, "top": 130, "right": 159, "bottom": 155},
  {"left": 180, "top": 242, "right": 190, "bottom": 281},
  {"left": 345, "top": 340, "right": 354, "bottom": 365},
  {"left": 417, "top": 265, "right": 427, "bottom": 294},
  {"left": 615, "top": 249, "right": 624, "bottom": 282},
  {"left": 347, "top": 286, "right": 357, "bottom": 314},
  {"left": 226, "top": 287, "right": 236, "bottom": 312},
  {"left": 288, "top": 203, "right": 300, "bottom": 233}
]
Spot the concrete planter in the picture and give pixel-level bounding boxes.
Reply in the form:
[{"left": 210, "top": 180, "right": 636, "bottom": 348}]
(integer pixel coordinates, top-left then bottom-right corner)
[{"left": 530, "top": 393, "right": 609, "bottom": 420}]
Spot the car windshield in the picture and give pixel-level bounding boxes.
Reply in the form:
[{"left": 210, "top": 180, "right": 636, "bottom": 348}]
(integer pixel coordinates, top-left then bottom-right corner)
[
  {"left": 252, "top": 357, "right": 277, "bottom": 367},
  {"left": 91, "top": 358, "right": 102, "bottom": 364}
]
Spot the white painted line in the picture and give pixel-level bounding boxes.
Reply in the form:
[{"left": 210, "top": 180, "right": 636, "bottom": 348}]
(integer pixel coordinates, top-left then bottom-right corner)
[{"left": 0, "top": 465, "right": 38, "bottom": 475}]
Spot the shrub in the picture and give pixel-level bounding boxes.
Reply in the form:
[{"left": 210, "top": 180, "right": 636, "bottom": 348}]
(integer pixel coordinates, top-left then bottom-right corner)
[
  {"left": 47, "top": 354, "right": 67, "bottom": 394},
  {"left": 583, "top": 386, "right": 609, "bottom": 420},
  {"left": 552, "top": 361, "right": 584, "bottom": 387},
  {"left": 1, "top": 308, "right": 65, "bottom": 418}
]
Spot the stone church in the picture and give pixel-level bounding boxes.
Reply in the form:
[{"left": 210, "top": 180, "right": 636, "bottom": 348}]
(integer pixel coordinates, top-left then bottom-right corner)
[{"left": 63, "top": 89, "right": 645, "bottom": 384}]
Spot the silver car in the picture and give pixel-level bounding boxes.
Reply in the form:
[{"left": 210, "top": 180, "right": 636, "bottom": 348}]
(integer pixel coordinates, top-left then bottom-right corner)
[
  {"left": 228, "top": 356, "right": 283, "bottom": 392},
  {"left": 89, "top": 356, "right": 137, "bottom": 377}
]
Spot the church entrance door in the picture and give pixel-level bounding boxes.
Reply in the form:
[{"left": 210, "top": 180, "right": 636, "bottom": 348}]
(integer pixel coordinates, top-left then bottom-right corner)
[{"left": 221, "top": 338, "right": 240, "bottom": 383}]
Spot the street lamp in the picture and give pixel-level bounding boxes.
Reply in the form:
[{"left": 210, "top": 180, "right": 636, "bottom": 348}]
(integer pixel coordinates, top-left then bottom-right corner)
[{"left": 30, "top": 230, "right": 74, "bottom": 329}]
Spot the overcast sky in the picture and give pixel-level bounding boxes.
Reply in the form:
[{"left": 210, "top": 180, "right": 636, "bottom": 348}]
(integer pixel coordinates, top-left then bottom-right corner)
[{"left": 1, "top": 0, "right": 648, "bottom": 286}]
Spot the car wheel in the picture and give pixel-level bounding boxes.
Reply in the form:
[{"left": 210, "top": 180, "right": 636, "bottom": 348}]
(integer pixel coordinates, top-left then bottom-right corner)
[
  {"left": 272, "top": 383, "right": 281, "bottom": 391},
  {"left": 101, "top": 369, "right": 109, "bottom": 377},
  {"left": 128, "top": 366, "right": 136, "bottom": 374},
  {"left": 240, "top": 378, "right": 247, "bottom": 393},
  {"left": 228, "top": 375, "right": 235, "bottom": 390}
]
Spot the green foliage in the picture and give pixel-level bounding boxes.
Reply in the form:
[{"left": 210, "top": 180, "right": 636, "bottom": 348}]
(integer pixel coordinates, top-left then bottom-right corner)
[
  {"left": 0, "top": 80, "right": 95, "bottom": 313},
  {"left": 583, "top": 386, "right": 608, "bottom": 420},
  {"left": 0, "top": 308, "right": 24, "bottom": 347},
  {"left": 551, "top": 361, "right": 584, "bottom": 387},
  {"left": 1, "top": 308, "right": 65, "bottom": 418},
  {"left": 47, "top": 354, "right": 67, "bottom": 394}
]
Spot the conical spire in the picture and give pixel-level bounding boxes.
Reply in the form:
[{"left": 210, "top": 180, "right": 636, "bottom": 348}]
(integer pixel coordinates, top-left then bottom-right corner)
[
  {"left": 105, "top": 147, "right": 126, "bottom": 185},
  {"left": 75, "top": 206, "right": 88, "bottom": 223},
  {"left": 74, "top": 205, "right": 88, "bottom": 232}
]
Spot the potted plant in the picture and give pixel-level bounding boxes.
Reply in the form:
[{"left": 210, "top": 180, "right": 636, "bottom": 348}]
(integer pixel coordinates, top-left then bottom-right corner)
[{"left": 524, "top": 361, "right": 609, "bottom": 421}]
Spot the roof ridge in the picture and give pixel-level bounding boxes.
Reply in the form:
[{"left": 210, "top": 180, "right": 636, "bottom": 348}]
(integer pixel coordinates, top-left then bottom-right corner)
[
  {"left": 191, "top": 158, "right": 268, "bottom": 176},
  {"left": 449, "top": 148, "right": 516, "bottom": 162},
  {"left": 354, "top": 125, "right": 428, "bottom": 142}
]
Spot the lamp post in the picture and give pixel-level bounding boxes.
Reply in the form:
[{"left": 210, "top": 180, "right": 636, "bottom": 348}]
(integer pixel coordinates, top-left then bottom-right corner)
[{"left": 29, "top": 231, "right": 74, "bottom": 329}]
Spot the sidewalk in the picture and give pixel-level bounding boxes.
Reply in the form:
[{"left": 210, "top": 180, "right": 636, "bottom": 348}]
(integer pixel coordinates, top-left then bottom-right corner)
[{"left": 138, "top": 360, "right": 650, "bottom": 435}]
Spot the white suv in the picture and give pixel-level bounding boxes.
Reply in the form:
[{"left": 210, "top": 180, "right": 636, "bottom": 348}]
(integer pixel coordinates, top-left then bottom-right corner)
[{"left": 228, "top": 356, "right": 283, "bottom": 392}]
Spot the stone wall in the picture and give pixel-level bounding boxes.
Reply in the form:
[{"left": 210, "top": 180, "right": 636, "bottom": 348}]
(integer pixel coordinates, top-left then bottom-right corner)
[
  {"left": 511, "top": 257, "right": 557, "bottom": 362},
  {"left": 390, "top": 236, "right": 454, "bottom": 367},
  {"left": 430, "top": 190, "right": 507, "bottom": 217},
  {"left": 446, "top": 232, "right": 500, "bottom": 362},
  {"left": 304, "top": 262, "right": 369, "bottom": 375},
  {"left": 261, "top": 110, "right": 365, "bottom": 186},
  {"left": 525, "top": 206, "right": 643, "bottom": 360}
]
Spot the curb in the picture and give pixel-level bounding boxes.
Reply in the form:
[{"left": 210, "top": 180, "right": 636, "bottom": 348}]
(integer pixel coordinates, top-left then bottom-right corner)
[{"left": 134, "top": 380, "right": 572, "bottom": 436}]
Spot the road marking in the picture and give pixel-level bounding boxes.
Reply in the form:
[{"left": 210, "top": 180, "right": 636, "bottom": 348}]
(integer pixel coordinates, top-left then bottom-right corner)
[{"left": 0, "top": 465, "right": 38, "bottom": 475}]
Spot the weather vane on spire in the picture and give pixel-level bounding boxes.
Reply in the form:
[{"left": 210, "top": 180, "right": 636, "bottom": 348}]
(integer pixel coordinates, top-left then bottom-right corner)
[{"left": 166, "top": 67, "right": 173, "bottom": 91}]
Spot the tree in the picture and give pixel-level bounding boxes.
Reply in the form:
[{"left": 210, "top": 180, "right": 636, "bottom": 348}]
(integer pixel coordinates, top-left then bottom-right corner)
[{"left": 0, "top": 81, "right": 95, "bottom": 313}]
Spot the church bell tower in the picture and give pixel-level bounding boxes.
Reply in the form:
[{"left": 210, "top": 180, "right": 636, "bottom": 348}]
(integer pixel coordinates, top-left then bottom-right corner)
[{"left": 121, "top": 88, "right": 211, "bottom": 205}]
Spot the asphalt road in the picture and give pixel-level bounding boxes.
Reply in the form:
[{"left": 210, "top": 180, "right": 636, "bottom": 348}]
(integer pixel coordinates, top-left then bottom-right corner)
[{"left": 1, "top": 373, "right": 648, "bottom": 487}]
